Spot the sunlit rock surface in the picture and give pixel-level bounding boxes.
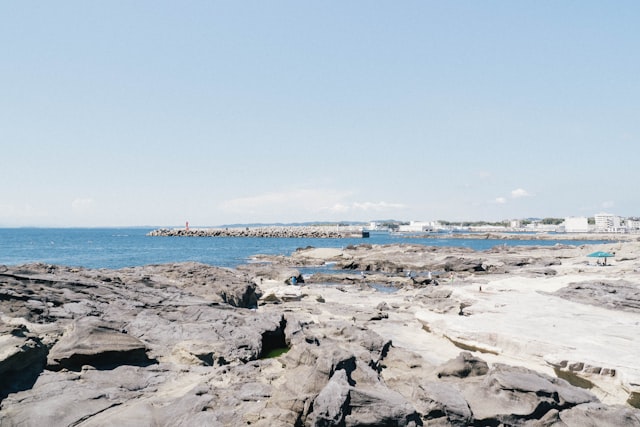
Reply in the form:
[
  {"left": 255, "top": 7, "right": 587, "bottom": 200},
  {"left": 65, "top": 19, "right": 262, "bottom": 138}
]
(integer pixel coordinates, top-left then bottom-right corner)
[{"left": 2, "top": 240, "right": 640, "bottom": 426}]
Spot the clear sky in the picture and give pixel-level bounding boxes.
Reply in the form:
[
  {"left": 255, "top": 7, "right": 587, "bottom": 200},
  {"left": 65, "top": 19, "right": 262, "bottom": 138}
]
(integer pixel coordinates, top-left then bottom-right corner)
[{"left": 1, "top": 2, "right": 639, "bottom": 227}]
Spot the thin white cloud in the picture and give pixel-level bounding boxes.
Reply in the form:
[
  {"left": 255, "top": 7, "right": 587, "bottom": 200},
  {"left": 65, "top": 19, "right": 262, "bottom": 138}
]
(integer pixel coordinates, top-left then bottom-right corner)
[
  {"left": 221, "top": 189, "right": 350, "bottom": 214},
  {"left": 221, "top": 189, "right": 406, "bottom": 219},
  {"left": 71, "top": 198, "right": 95, "bottom": 214},
  {"left": 326, "top": 203, "right": 350, "bottom": 213},
  {"left": 494, "top": 188, "right": 531, "bottom": 206},
  {"left": 324, "top": 201, "right": 406, "bottom": 214},
  {"left": 0, "top": 203, "right": 47, "bottom": 220},
  {"left": 0, "top": 203, "right": 18, "bottom": 218},
  {"left": 601, "top": 200, "right": 615, "bottom": 209},
  {"left": 351, "top": 201, "right": 407, "bottom": 211},
  {"left": 510, "top": 188, "right": 531, "bottom": 199}
]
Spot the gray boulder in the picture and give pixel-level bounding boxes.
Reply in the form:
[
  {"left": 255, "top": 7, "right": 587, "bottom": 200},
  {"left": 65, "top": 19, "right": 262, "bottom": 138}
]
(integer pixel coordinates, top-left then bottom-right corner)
[
  {"left": 437, "top": 351, "right": 489, "bottom": 378},
  {"left": 0, "top": 324, "right": 47, "bottom": 400},
  {"left": 309, "top": 369, "right": 351, "bottom": 426},
  {"left": 551, "top": 280, "right": 640, "bottom": 313},
  {"left": 46, "top": 317, "right": 154, "bottom": 371},
  {"left": 411, "top": 381, "right": 473, "bottom": 426},
  {"left": 443, "top": 256, "right": 489, "bottom": 273},
  {"left": 345, "top": 385, "right": 421, "bottom": 427},
  {"left": 461, "top": 364, "right": 597, "bottom": 425},
  {"left": 309, "top": 369, "right": 422, "bottom": 427},
  {"left": 554, "top": 402, "right": 640, "bottom": 427}
]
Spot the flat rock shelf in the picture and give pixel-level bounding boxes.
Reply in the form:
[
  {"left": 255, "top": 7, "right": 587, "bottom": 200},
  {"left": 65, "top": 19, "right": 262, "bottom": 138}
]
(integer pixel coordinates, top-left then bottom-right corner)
[{"left": 2, "top": 240, "right": 640, "bottom": 426}]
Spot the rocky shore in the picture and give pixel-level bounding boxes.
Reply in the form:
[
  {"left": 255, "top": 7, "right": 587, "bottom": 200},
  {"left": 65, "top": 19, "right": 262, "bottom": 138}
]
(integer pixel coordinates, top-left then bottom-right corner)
[
  {"left": 405, "top": 232, "right": 638, "bottom": 242},
  {"left": 2, "top": 241, "right": 640, "bottom": 426},
  {"left": 148, "top": 225, "right": 367, "bottom": 238}
]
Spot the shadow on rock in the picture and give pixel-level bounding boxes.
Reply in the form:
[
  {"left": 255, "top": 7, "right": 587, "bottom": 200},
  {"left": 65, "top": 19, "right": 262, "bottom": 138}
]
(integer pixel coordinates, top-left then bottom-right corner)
[
  {"left": 46, "top": 317, "right": 157, "bottom": 372},
  {"left": 0, "top": 325, "right": 48, "bottom": 402}
]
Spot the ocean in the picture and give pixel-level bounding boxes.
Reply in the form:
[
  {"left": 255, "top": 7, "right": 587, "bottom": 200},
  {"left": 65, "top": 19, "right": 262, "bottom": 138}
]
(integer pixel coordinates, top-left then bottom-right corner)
[{"left": 0, "top": 228, "right": 608, "bottom": 270}]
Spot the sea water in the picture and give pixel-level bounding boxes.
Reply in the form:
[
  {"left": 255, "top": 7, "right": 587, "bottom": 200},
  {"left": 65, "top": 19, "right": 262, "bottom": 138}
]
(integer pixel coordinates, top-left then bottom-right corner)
[{"left": 0, "top": 228, "right": 609, "bottom": 270}]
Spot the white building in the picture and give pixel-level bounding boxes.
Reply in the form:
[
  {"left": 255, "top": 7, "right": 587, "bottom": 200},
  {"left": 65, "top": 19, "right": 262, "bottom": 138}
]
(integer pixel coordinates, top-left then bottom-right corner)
[
  {"left": 398, "top": 221, "right": 438, "bottom": 232},
  {"left": 625, "top": 218, "right": 640, "bottom": 232},
  {"left": 594, "top": 213, "right": 622, "bottom": 232},
  {"left": 562, "top": 216, "right": 589, "bottom": 233},
  {"left": 523, "top": 221, "right": 557, "bottom": 232}
]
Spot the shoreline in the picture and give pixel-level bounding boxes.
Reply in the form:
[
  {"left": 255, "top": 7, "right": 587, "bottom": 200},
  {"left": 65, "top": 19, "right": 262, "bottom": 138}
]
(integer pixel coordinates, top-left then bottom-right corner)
[
  {"left": 148, "top": 225, "right": 638, "bottom": 242},
  {"left": 2, "top": 241, "right": 640, "bottom": 425},
  {"left": 253, "top": 240, "right": 640, "bottom": 408},
  {"left": 406, "top": 231, "right": 638, "bottom": 242}
]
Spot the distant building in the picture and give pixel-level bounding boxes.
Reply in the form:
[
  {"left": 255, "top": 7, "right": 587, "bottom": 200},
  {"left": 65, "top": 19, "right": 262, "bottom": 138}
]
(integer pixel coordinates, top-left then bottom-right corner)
[
  {"left": 594, "top": 213, "right": 622, "bottom": 232},
  {"left": 625, "top": 218, "right": 640, "bottom": 232},
  {"left": 398, "top": 221, "right": 439, "bottom": 232},
  {"left": 562, "top": 217, "right": 589, "bottom": 233},
  {"left": 471, "top": 224, "right": 509, "bottom": 232},
  {"left": 523, "top": 221, "right": 557, "bottom": 232}
]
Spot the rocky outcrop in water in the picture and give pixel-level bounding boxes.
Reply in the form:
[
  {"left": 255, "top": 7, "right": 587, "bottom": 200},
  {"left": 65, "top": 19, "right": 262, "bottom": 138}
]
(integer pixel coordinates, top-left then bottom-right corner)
[{"left": 286, "top": 243, "right": 566, "bottom": 273}]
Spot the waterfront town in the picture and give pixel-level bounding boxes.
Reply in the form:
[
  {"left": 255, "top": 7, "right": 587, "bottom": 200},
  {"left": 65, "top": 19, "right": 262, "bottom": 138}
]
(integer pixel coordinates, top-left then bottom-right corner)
[
  {"left": 383, "top": 212, "right": 640, "bottom": 234},
  {"left": 149, "top": 212, "right": 640, "bottom": 240}
]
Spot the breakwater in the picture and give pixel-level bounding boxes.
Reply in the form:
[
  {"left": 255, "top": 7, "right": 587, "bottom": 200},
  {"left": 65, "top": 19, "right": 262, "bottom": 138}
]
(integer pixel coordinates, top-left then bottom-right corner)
[{"left": 148, "top": 225, "right": 368, "bottom": 238}]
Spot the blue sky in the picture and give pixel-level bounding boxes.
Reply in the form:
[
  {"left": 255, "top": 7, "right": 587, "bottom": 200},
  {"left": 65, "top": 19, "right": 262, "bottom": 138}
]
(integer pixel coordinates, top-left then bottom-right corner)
[{"left": 1, "top": 2, "right": 638, "bottom": 226}]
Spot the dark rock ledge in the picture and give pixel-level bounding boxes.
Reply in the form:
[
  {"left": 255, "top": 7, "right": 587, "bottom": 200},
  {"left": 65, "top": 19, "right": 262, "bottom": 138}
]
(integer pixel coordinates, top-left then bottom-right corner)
[{"left": 0, "top": 262, "right": 638, "bottom": 426}]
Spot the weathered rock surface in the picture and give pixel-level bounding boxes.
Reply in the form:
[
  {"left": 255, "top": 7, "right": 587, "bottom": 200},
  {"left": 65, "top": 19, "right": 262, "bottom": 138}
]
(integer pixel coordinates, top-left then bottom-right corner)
[
  {"left": 553, "top": 402, "right": 640, "bottom": 426},
  {"left": 551, "top": 280, "right": 640, "bottom": 313},
  {"left": 460, "top": 363, "right": 597, "bottom": 425},
  {"left": 46, "top": 317, "right": 154, "bottom": 371},
  {"left": 253, "top": 243, "right": 578, "bottom": 287},
  {"left": 257, "top": 241, "right": 640, "bottom": 404},
  {"left": 1, "top": 255, "right": 640, "bottom": 426},
  {"left": 436, "top": 351, "right": 489, "bottom": 378},
  {"left": 0, "top": 324, "right": 47, "bottom": 400}
]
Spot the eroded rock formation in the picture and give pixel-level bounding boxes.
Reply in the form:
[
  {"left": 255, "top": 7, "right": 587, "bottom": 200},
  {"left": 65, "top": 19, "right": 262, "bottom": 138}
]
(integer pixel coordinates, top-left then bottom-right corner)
[{"left": 1, "top": 258, "right": 639, "bottom": 426}]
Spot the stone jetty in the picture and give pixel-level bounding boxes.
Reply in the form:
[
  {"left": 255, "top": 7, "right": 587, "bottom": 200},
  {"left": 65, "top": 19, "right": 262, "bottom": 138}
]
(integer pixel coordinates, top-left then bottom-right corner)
[{"left": 148, "top": 225, "right": 368, "bottom": 238}]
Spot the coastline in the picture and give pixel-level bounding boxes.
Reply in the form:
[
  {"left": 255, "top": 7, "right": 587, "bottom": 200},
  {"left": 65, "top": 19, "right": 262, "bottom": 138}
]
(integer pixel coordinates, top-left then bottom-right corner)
[
  {"left": 2, "top": 240, "right": 640, "bottom": 425},
  {"left": 148, "top": 225, "right": 638, "bottom": 242},
  {"left": 406, "top": 231, "right": 638, "bottom": 242},
  {"left": 253, "top": 240, "right": 640, "bottom": 408}
]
